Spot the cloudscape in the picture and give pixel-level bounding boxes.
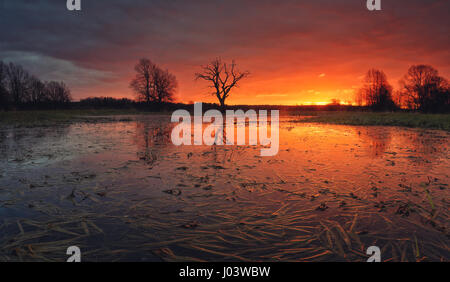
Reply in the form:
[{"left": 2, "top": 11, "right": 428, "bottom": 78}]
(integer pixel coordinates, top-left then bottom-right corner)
[{"left": 0, "top": 0, "right": 448, "bottom": 105}]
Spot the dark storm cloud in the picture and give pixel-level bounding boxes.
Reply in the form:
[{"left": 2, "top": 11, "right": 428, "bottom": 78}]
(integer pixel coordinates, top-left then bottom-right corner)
[{"left": 0, "top": 0, "right": 448, "bottom": 101}]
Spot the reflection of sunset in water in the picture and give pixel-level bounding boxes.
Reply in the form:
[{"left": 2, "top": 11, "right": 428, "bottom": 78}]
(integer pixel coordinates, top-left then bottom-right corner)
[{"left": 0, "top": 116, "right": 448, "bottom": 261}]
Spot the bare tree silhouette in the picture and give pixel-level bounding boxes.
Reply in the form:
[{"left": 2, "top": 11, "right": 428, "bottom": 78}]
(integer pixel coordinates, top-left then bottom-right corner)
[
  {"left": 356, "top": 69, "right": 396, "bottom": 111},
  {"left": 45, "top": 81, "right": 72, "bottom": 104},
  {"left": 130, "top": 58, "right": 177, "bottom": 104},
  {"left": 29, "top": 76, "right": 46, "bottom": 104},
  {"left": 153, "top": 67, "right": 177, "bottom": 103},
  {"left": 195, "top": 58, "right": 249, "bottom": 111},
  {"left": 0, "top": 60, "right": 72, "bottom": 109},
  {"left": 130, "top": 58, "right": 156, "bottom": 104},
  {"left": 6, "top": 62, "right": 31, "bottom": 105},
  {"left": 399, "top": 65, "right": 449, "bottom": 112},
  {"left": 0, "top": 61, "right": 8, "bottom": 110}
]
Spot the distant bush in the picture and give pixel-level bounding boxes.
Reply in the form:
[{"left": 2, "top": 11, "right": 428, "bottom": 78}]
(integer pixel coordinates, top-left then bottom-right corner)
[{"left": 78, "top": 97, "right": 135, "bottom": 109}]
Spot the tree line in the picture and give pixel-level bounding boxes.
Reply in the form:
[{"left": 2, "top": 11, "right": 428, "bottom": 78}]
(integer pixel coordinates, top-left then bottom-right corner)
[
  {"left": 356, "top": 65, "right": 449, "bottom": 112},
  {"left": 0, "top": 61, "right": 72, "bottom": 110},
  {"left": 1, "top": 57, "right": 448, "bottom": 113}
]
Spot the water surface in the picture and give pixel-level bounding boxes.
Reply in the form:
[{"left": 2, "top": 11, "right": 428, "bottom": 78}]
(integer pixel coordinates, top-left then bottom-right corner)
[{"left": 0, "top": 115, "right": 448, "bottom": 261}]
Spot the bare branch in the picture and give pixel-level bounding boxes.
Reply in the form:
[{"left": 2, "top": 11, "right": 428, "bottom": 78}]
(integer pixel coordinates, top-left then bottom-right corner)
[{"left": 195, "top": 58, "right": 249, "bottom": 109}]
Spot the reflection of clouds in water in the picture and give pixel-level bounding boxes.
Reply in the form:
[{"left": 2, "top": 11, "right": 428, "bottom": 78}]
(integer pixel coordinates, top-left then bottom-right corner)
[
  {"left": 133, "top": 121, "right": 174, "bottom": 166},
  {"left": 355, "top": 127, "right": 392, "bottom": 158},
  {"left": 353, "top": 127, "right": 449, "bottom": 167},
  {"left": 400, "top": 131, "right": 448, "bottom": 155},
  {"left": 0, "top": 126, "right": 70, "bottom": 162},
  {"left": 396, "top": 130, "right": 449, "bottom": 167},
  {"left": 133, "top": 121, "right": 173, "bottom": 149}
]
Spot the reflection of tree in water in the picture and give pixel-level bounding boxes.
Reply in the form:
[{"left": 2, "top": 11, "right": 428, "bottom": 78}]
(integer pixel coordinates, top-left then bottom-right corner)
[
  {"left": 133, "top": 121, "right": 173, "bottom": 166},
  {"left": 397, "top": 130, "right": 448, "bottom": 166},
  {"left": 356, "top": 127, "right": 448, "bottom": 167},
  {"left": 356, "top": 128, "right": 392, "bottom": 158}
]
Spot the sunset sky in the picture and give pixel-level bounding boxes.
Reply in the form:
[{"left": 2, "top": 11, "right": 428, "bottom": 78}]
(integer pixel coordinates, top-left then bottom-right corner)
[{"left": 0, "top": 0, "right": 449, "bottom": 105}]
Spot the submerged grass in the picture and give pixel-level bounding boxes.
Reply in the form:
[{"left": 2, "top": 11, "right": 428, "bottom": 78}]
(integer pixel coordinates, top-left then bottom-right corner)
[{"left": 292, "top": 111, "right": 450, "bottom": 131}]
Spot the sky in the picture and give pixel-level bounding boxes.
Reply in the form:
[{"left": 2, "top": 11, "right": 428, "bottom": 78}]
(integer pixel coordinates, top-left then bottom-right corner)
[{"left": 0, "top": 0, "right": 449, "bottom": 105}]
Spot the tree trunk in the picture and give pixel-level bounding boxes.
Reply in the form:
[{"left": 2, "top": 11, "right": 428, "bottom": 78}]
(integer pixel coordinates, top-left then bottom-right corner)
[{"left": 219, "top": 98, "right": 226, "bottom": 113}]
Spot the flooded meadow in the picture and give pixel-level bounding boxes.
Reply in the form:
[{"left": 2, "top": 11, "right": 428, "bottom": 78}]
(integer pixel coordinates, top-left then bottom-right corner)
[{"left": 0, "top": 115, "right": 449, "bottom": 261}]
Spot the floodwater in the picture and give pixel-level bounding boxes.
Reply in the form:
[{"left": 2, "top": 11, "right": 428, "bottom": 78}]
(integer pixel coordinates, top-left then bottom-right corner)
[{"left": 0, "top": 115, "right": 448, "bottom": 262}]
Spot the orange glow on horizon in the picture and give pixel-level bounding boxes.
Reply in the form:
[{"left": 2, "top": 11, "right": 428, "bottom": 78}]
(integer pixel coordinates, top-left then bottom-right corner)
[
  {"left": 301, "top": 101, "right": 333, "bottom": 106},
  {"left": 83, "top": 72, "right": 363, "bottom": 106},
  {"left": 5, "top": 0, "right": 445, "bottom": 107}
]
